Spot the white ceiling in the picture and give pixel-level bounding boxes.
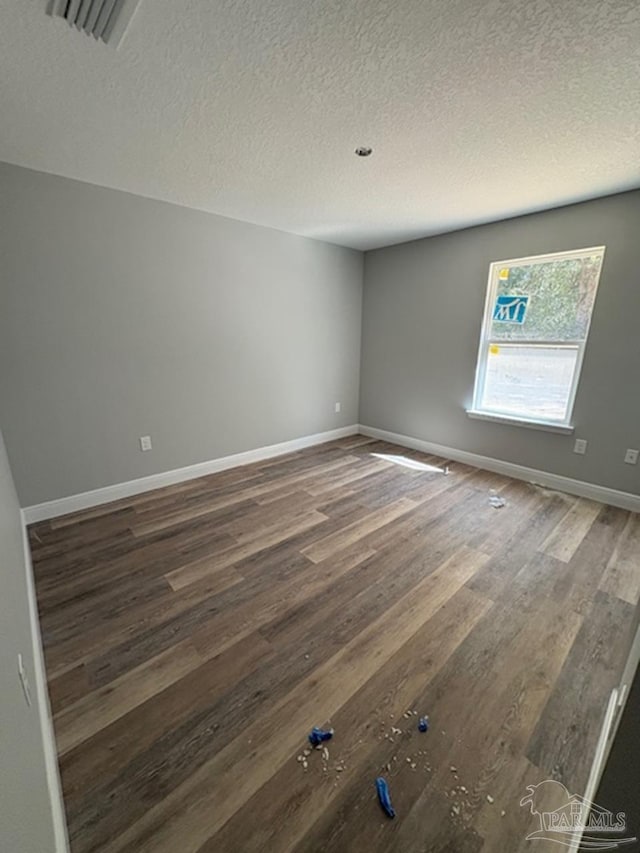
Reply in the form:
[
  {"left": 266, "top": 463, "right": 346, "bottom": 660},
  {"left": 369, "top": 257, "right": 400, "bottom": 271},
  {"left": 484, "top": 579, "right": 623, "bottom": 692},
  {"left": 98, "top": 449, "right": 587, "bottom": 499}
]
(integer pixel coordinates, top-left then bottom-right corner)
[{"left": 0, "top": 0, "right": 639, "bottom": 250}]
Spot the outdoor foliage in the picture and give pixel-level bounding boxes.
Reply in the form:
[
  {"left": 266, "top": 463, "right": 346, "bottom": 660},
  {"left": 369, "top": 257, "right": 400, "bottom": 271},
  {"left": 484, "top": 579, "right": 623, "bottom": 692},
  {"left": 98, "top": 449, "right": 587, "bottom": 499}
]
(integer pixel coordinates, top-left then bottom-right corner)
[{"left": 490, "top": 254, "right": 603, "bottom": 342}]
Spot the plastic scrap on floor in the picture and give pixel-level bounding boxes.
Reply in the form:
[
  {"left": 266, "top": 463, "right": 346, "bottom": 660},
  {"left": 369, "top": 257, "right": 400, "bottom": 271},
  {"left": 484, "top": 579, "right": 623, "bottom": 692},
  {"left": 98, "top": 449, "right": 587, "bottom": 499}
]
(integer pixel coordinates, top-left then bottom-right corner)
[
  {"left": 418, "top": 716, "right": 430, "bottom": 732},
  {"left": 375, "top": 776, "right": 396, "bottom": 819},
  {"left": 489, "top": 495, "right": 506, "bottom": 508},
  {"left": 308, "top": 726, "right": 334, "bottom": 747}
]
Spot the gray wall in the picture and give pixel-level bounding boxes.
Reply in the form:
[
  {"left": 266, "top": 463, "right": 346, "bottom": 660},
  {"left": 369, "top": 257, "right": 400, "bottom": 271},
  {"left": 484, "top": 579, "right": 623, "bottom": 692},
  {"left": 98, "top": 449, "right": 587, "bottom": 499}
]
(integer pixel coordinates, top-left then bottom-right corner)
[
  {"left": 360, "top": 191, "right": 640, "bottom": 494},
  {"left": 0, "top": 428, "right": 65, "bottom": 852},
  {"left": 0, "top": 163, "right": 363, "bottom": 506}
]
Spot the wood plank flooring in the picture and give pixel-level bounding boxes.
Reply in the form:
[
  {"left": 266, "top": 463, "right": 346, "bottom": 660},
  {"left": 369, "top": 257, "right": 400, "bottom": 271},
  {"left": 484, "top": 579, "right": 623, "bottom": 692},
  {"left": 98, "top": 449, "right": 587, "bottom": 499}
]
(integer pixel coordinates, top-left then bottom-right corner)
[{"left": 29, "top": 436, "right": 640, "bottom": 853}]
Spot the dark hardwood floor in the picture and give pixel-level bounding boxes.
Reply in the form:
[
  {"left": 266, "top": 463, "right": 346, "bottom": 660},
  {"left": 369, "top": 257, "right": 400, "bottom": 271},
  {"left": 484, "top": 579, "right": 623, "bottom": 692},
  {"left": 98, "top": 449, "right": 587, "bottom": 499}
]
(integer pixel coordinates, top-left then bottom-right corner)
[{"left": 29, "top": 435, "right": 640, "bottom": 852}]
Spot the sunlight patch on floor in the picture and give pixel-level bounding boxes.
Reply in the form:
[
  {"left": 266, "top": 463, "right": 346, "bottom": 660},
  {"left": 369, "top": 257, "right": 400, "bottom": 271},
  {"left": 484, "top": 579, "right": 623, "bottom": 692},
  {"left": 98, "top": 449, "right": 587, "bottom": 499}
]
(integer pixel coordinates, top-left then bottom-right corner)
[{"left": 371, "top": 452, "right": 445, "bottom": 473}]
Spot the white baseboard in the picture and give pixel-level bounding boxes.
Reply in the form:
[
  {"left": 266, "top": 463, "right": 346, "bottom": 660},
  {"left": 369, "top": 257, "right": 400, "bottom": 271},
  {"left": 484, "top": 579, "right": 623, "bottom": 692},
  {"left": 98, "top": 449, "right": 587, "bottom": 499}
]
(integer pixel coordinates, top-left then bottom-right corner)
[
  {"left": 23, "top": 425, "right": 359, "bottom": 523},
  {"left": 359, "top": 424, "right": 640, "bottom": 512},
  {"left": 20, "top": 517, "right": 70, "bottom": 852},
  {"left": 23, "top": 422, "right": 640, "bottom": 523}
]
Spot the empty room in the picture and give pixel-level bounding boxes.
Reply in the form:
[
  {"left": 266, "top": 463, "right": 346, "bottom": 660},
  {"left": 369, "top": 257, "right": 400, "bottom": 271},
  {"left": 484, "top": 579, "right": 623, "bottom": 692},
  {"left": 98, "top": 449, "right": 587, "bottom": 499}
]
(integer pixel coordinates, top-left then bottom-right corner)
[{"left": 1, "top": 1, "right": 640, "bottom": 852}]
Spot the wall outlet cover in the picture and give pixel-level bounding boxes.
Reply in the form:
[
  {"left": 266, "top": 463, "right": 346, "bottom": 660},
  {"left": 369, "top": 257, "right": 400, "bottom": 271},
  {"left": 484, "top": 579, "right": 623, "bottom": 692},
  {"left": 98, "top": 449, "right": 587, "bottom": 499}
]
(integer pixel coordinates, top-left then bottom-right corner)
[
  {"left": 574, "top": 439, "right": 587, "bottom": 455},
  {"left": 139, "top": 435, "right": 152, "bottom": 452},
  {"left": 624, "top": 449, "right": 639, "bottom": 465}
]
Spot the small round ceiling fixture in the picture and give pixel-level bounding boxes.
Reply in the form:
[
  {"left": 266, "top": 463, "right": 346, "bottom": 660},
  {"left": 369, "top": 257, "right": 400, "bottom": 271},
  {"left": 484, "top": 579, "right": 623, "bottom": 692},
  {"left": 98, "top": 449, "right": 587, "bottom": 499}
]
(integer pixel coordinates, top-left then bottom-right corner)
[{"left": 355, "top": 146, "right": 373, "bottom": 157}]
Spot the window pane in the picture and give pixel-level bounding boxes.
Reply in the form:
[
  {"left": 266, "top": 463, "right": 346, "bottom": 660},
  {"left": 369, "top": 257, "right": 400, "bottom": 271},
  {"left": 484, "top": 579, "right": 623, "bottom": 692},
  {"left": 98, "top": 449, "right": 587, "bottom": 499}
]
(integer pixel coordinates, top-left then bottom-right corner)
[
  {"left": 490, "top": 254, "right": 603, "bottom": 342},
  {"left": 480, "top": 344, "right": 579, "bottom": 421}
]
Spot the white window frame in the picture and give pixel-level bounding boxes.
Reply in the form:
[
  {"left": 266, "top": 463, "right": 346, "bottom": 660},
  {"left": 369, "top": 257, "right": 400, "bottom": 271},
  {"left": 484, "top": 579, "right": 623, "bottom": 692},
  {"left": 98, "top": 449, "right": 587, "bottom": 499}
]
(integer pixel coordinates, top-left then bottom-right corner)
[{"left": 468, "top": 246, "right": 605, "bottom": 432}]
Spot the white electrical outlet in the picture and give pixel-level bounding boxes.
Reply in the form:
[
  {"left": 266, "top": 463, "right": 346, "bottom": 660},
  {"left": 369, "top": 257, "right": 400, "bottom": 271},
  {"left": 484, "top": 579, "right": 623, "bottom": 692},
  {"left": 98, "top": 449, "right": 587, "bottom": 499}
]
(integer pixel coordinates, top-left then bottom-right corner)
[
  {"left": 139, "top": 435, "right": 152, "bottom": 452},
  {"left": 573, "top": 439, "right": 587, "bottom": 455},
  {"left": 17, "top": 654, "right": 32, "bottom": 708},
  {"left": 334, "top": 402, "right": 341, "bottom": 413},
  {"left": 624, "top": 448, "right": 638, "bottom": 465}
]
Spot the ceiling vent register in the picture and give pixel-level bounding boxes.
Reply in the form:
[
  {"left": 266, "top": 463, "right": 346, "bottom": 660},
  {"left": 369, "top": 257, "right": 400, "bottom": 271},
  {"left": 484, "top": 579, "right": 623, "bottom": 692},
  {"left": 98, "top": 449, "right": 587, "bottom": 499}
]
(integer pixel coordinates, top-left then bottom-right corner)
[{"left": 48, "top": 0, "right": 141, "bottom": 47}]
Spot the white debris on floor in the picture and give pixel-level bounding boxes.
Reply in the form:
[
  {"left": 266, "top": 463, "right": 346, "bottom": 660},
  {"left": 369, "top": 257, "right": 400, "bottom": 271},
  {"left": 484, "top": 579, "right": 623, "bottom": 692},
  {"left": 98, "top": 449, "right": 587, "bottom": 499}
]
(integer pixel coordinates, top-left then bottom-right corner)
[{"left": 291, "top": 715, "right": 502, "bottom": 830}]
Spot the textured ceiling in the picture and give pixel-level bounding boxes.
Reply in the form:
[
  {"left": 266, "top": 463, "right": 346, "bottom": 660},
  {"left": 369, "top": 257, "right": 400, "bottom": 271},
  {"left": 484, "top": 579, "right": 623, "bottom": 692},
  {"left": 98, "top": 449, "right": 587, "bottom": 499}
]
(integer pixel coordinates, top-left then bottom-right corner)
[{"left": 0, "top": 0, "right": 639, "bottom": 250}]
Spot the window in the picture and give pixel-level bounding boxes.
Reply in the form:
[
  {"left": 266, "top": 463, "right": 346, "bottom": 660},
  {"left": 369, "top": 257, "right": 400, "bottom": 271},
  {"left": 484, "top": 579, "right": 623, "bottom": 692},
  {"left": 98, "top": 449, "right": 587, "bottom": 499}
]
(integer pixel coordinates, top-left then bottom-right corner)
[{"left": 470, "top": 246, "right": 605, "bottom": 430}]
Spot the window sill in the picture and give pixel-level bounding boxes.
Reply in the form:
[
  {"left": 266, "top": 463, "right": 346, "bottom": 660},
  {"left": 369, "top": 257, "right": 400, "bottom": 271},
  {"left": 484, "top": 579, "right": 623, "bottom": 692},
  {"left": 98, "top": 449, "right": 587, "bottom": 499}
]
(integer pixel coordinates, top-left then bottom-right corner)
[{"left": 466, "top": 409, "right": 574, "bottom": 435}]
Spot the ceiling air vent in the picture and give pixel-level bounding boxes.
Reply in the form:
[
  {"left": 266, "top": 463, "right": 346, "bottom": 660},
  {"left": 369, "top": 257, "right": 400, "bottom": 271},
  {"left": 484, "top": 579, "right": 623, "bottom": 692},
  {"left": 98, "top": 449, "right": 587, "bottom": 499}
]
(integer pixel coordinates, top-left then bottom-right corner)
[{"left": 49, "top": 0, "right": 142, "bottom": 47}]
